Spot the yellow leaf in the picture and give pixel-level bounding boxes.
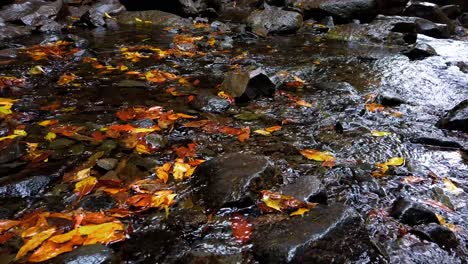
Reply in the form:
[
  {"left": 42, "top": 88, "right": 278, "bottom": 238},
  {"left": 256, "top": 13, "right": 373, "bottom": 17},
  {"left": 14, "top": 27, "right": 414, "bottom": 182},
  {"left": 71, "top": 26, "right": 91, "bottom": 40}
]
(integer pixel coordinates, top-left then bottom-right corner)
[
  {"left": 371, "top": 131, "right": 392, "bottom": 137},
  {"left": 0, "top": 105, "right": 12, "bottom": 115},
  {"left": 253, "top": 129, "right": 271, "bottom": 136},
  {"left": 134, "top": 17, "right": 143, "bottom": 23},
  {"left": 290, "top": 208, "right": 310, "bottom": 216},
  {"left": 173, "top": 161, "right": 191, "bottom": 181},
  {"left": 131, "top": 127, "right": 158, "bottom": 134},
  {"left": 74, "top": 168, "right": 91, "bottom": 182},
  {"left": 0, "top": 134, "right": 19, "bottom": 141},
  {"left": 29, "top": 65, "right": 45, "bottom": 75},
  {"left": 443, "top": 178, "right": 463, "bottom": 195},
  {"left": 74, "top": 176, "right": 97, "bottom": 197},
  {"left": 135, "top": 144, "right": 151, "bottom": 154},
  {"left": 265, "top": 126, "right": 282, "bottom": 133},
  {"left": 0, "top": 98, "right": 18, "bottom": 106},
  {"left": 300, "top": 149, "right": 334, "bottom": 162},
  {"left": 38, "top": 120, "right": 57, "bottom": 126},
  {"left": 365, "top": 103, "right": 385, "bottom": 112},
  {"left": 386, "top": 157, "right": 404, "bottom": 166},
  {"left": 262, "top": 194, "right": 282, "bottom": 212},
  {"left": 14, "top": 129, "right": 27, "bottom": 136},
  {"left": 45, "top": 132, "right": 57, "bottom": 141},
  {"left": 49, "top": 229, "right": 78, "bottom": 244},
  {"left": 104, "top": 12, "right": 113, "bottom": 19},
  {"left": 16, "top": 228, "right": 56, "bottom": 260}
]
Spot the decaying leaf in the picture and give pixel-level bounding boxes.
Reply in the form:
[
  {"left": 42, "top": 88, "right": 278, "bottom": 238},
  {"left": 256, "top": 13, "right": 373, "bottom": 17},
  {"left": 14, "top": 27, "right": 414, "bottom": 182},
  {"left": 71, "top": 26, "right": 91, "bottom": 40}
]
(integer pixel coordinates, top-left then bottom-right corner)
[
  {"left": 260, "top": 191, "right": 316, "bottom": 216},
  {"left": 57, "top": 73, "right": 77, "bottom": 86}
]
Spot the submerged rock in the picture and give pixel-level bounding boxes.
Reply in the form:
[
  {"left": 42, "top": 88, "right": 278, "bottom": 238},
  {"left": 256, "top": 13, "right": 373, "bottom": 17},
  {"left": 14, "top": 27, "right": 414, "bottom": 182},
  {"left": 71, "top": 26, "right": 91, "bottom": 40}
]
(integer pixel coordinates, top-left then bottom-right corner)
[
  {"left": 191, "top": 153, "right": 280, "bottom": 210},
  {"left": 390, "top": 197, "right": 439, "bottom": 226},
  {"left": 115, "top": 10, "right": 191, "bottom": 27},
  {"left": 252, "top": 204, "right": 382, "bottom": 263},
  {"left": 191, "top": 91, "right": 231, "bottom": 113},
  {"left": 78, "top": 194, "right": 117, "bottom": 212},
  {"left": 220, "top": 68, "right": 276, "bottom": 101},
  {"left": 286, "top": 0, "right": 378, "bottom": 22},
  {"left": 246, "top": 5, "right": 303, "bottom": 36},
  {"left": 52, "top": 244, "right": 115, "bottom": 264},
  {"left": 437, "top": 99, "right": 468, "bottom": 133}
]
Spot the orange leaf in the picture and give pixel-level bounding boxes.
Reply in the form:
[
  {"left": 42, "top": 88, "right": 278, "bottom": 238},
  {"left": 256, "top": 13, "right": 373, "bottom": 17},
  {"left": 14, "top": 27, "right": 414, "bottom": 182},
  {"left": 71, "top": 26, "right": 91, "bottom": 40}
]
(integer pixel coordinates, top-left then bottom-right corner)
[
  {"left": 265, "top": 126, "right": 282, "bottom": 133},
  {"left": 296, "top": 100, "right": 312, "bottom": 107},
  {"left": 16, "top": 227, "right": 56, "bottom": 260},
  {"left": 365, "top": 103, "right": 385, "bottom": 112},
  {"left": 0, "top": 220, "right": 22, "bottom": 233},
  {"left": 127, "top": 194, "right": 152, "bottom": 208},
  {"left": 109, "top": 124, "right": 135, "bottom": 132},
  {"left": 183, "top": 120, "right": 212, "bottom": 128},
  {"left": 300, "top": 149, "right": 335, "bottom": 168},
  {"left": 57, "top": 73, "right": 76, "bottom": 86},
  {"left": 78, "top": 222, "right": 125, "bottom": 245},
  {"left": 29, "top": 233, "right": 84, "bottom": 262}
]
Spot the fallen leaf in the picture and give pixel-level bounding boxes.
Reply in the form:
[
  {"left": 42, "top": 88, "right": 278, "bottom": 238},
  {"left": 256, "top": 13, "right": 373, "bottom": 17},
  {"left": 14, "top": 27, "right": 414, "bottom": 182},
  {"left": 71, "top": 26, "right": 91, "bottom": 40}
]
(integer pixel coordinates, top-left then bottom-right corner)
[
  {"left": 29, "top": 233, "right": 83, "bottom": 262},
  {"left": 57, "top": 73, "right": 76, "bottom": 86},
  {"left": 300, "top": 149, "right": 336, "bottom": 168},
  {"left": 29, "top": 66, "right": 45, "bottom": 75},
  {"left": 371, "top": 131, "right": 392, "bottom": 137},
  {"left": 265, "top": 126, "right": 282, "bottom": 133},
  {"left": 443, "top": 178, "right": 463, "bottom": 195},
  {"left": 230, "top": 214, "right": 252, "bottom": 244},
  {"left": 365, "top": 103, "right": 385, "bottom": 112},
  {"left": 74, "top": 176, "right": 97, "bottom": 198},
  {"left": 0, "top": 220, "right": 22, "bottom": 233},
  {"left": 16, "top": 227, "right": 56, "bottom": 260},
  {"left": 290, "top": 208, "right": 310, "bottom": 216},
  {"left": 253, "top": 129, "right": 271, "bottom": 136},
  {"left": 44, "top": 132, "right": 56, "bottom": 141},
  {"left": 296, "top": 100, "right": 313, "bottom": 107}
]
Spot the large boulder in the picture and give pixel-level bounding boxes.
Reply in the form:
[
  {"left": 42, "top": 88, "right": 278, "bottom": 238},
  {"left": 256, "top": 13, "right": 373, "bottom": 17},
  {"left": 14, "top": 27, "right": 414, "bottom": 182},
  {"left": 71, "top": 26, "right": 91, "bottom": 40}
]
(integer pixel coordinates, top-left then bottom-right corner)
[
  {"left": 252, "top": 204, "right": 382, "bottom": 263},
  {"left": 52, "top": 244, "right": 116, "bottom": 264},
  {"left": 286, "top": 0, "right": 378, "bottom": 22},
  {"left": 437, "top": 99, "right": 468, "bottom": 133},
  {"left": 403, "top": 2, "right": 453, "bottom": 25},
  {"left": 80, "top": 0, "right": 125, "bottom": 27},
  {"left": 190, "top": 153, "right": 280, "bottom": 210},
  {"left": 246, "top": 5, "right": 303, "bottom": 36},
  {"left": 119, "top": 0, "right": 221, "bottom": 17},
  {"left": 0, "top": 0, "right": 63, "bottom": 29}
]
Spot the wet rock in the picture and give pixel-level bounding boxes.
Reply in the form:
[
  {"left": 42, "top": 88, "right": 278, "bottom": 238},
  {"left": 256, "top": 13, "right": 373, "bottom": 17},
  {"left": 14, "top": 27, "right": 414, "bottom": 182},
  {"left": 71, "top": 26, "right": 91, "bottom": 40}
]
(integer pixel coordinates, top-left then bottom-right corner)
[
  {"left": 220, "top": 68, "right": 276, "bottom": 101},
  {"left": 96, "top": 158, "right": 118, "bottom": 171},
  {"left": 460, "top": 13, "right": 468, "bottom": 28},
  {"left": 252, "top": 204, "right": 381, "bottom": 263},
  {"left": 379, "top": 92, "right": 406, "bottom": 106},
  {"left": 0, "top": 198, "right": 26, "bottom": 218},
  {"left": 376, "top": 0, "right": 410, "bottom": 15},
  {"left": 191, "top": 153, "right": 280, "bottom": 210},
  {"left": 119, "top": 0, "right": 220, "bottom": 17},
  {"left": 286, "top": 0, "right": 378, "bottom": 23},
  {"left": 81, "top": 0, "right": 125, "bottom": 27},
  {"left": 411, "top": 223, "right": 459, "bottom": 250},
  {"left": 53, "top": 244, "right": 115, "bottom": 264},
  {"left": 437, "top": 99, "right": 468, "bottom": 133},
  {"left": 115, "top": 10, "right": 191, "bottom": 27},
  {"left": 0, "top": 0, "right": 13, "bottom": 8},
  {"left": 390, "top": 197, "right": 439, "bottom": 226},
  {"left": 402, "top": 42, "right": 437, "bottom": 60},
  {"left": 246, "top": 6, "right": 303, "bottom": 36},
  {"left": 20, "top": 0, "right": 63, "bottom": 27},
  {"left": 0, "top": 24, "right": 31, "bottom": 41},
  {"left": 0, "top": 174, "right": 50, "bottom": 198},
  {"left": 191, "top": 91, "right": 231, "bottom": 113},
  {"left": 121, "top": 228, "right": 185, "bottom": 263},
  {"left": 49, "top": 138, "right": 76, "bottom": 150},
  {"left": 308, "top": 82, "right": 361, "bottom": 112},
  {"left": 280, "top": 175, "right": 327, "bottom": 204},
  {"left": 0, "top": 139, "right": 26, "bottom": 164},
  {"left": 144, "top": 134, "right": 167, "bottom": 149},
  {"left": 415, "top": 18, "right": 450, "bottom": 38},
  {"left": 410, "top": 137, "right": 462, "bottom": 149},
  {"left": 403, "top": 2, "right": 453, "bottom": 26},
  {"left": 441, "top": 4, "right": 462, "bottom": 19},
  {"left": 78, "top": 194, "right": 116, "bottom": 212}
]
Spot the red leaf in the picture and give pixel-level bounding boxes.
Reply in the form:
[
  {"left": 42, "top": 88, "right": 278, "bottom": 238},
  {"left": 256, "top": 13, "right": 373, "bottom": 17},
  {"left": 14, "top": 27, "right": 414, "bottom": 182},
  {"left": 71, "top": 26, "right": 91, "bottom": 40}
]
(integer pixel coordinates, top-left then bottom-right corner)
[{"left": 230, "top": 214, "right": 252, "bottom": 244}]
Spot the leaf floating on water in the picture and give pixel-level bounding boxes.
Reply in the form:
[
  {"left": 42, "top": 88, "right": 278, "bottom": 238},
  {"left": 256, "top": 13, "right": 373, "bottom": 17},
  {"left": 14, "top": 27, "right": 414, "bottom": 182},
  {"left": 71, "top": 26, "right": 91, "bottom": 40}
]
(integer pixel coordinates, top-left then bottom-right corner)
[
  {"left": 265, "top": 126, "right": 282, "bottom": 133},
  {"left": 371, "top": 131, "right": 392, "bottom": 137},
  {"left": 300, "top": 149, "right": 336, "bottom": 168},
  {"left": 57, "top": 73, "right": 76, "bottom": 86},
  {"left": 260, "top": 191, "right": 316, "bottom": 215},
  {"left": 44, "top": 132, "right": 57, "bottom": 141},
  {"left": 365, "top": 103, "right": 385, "bottom": 112},
  {"left": 253, "top": 129, "right": 271, "bottom": 136},
  {"left": 296, "top": 99, "right": 313, "bottom": 107}
]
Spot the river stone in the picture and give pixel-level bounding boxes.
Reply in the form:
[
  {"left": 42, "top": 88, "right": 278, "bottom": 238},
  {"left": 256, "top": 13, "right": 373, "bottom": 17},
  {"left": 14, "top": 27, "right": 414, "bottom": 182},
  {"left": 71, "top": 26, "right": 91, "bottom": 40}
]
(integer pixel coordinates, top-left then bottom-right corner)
[
  {"left": 390, "top": 197, "right": 439, "bottom": 226},
  {"left": 191, "top": 91, "right": 231, "bottom": 113},
  {"left": 78, "top": 194, "right": 117, "bottom": 212},
  {"left": 441, "top": 4, "right": 462, "bottom": 19},
  {"left": 96, "top": 158, "right": 118, "bottom": 171},
  {"left": 411, "top": 223, "right": 459, "bottom": 250},
  {"left": 403, "top": 2, "right": 452, "bottom": 25},
  {"left": 80, "top": 0, "right": 125, "bottom": 27},
  {"left": 20, "top": 0, "right": 63, "bottom": 27},
  {"left": 115, "top": 10, "right": 191, "bottom": 27},
  {"left": 0, "top": 139, "right": 26, "bottom": 164},
  {"left": 286, "top": 0, "right": 378, "bottom": 22},
  {"left": 0, "top": 24, "right": 31, "bottom": 41},
  {"left": 437, "top": 99, "right": 468, "bottom": 133},
  {"left": 0, "top": 174, "right": 50, "bottom": 198},
  {"left": 53, "top": 244, "right": 115, "bottom": 264},
  {"left": 119, "top": 0, "right": 220, "bottom": 17},
  {"left": 191, "top": 153, "right": 280, "bottom": 210},
  {"left": 246, "top": 6, "right": 303, "bottom": 36},
  {"left": 280, "top": 175, "right": 327, "bottom": 204},
  {"left": 220, "top": 68, "right": 276, "bottom": 101},
  {"left": 376, "top": 0, "right": 409, "bottom": 15},
  {"left": 460, "top": 13, "right": 468, "bottom": 28},
  {"left": 252, "top": 204, "right": 381, "bottom": 263},
  {"left": 379, "top": 92, "right": 406, "bottom": 106},
  {"left": 402, "top": 42, "right": 437, "bottom": 60}
]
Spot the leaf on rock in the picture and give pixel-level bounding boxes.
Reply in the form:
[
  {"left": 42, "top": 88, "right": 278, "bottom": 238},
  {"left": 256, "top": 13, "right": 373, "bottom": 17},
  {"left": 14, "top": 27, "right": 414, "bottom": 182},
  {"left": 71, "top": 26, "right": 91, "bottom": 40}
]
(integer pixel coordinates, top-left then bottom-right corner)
[
  {"left": 443, "top": 178, "right": 463, "bottom": 195},
  {"left": 372, "top": 157, "right": 405, "bottom": 177},
  {"left": 290, "top": 208, "right": 310, "bottom": 216},
  {"left": 300, "top": 149, "right": 336, "bottom": 168},
  {"left": 371, "top": 131, "right": 392, "bottom": 137},
  {"left": 365, "top": 103, "right": 385, "bottom": 112}
]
